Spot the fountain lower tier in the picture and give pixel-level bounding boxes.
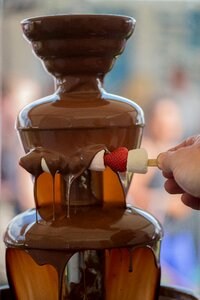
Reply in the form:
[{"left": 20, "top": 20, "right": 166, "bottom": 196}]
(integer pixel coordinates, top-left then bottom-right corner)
[
  {"left": 5, "top": 204, "right": 162, "bottom": 250},
  {"left": 4, "top": 204, "right": 163, "bottom": 300}
]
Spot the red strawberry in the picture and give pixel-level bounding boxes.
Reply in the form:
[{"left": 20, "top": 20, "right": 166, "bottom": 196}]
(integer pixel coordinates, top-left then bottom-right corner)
[{"left": 104, "top": 147, "right": 128, "bottom": 172}]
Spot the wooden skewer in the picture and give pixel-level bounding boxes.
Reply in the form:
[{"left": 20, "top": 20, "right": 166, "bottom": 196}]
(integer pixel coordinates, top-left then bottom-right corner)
[{"left": 147, "top": 159, "right": 158, "bottom": 167}]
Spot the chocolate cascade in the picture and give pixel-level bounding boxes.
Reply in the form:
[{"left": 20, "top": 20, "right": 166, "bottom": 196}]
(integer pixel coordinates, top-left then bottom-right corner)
[{"left": 4, "top": 15, "right": 163, "bottom": 300}]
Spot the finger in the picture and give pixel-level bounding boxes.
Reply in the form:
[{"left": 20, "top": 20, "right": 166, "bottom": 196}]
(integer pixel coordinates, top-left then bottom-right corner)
[
  {"left": 181, "top": 193, "right": 200, "bottom": 210},
  {"left": 169, "top": 136, "right": 198, "bottom": 151},
  {"left": 157, "top": 152, "right": 175, "bottom": 173},
  {"left": 162, "top": 171, "right": 174, "bottom": 179},
  {"left": 164, "top": 179, "right": 184, "bottom": 194}
]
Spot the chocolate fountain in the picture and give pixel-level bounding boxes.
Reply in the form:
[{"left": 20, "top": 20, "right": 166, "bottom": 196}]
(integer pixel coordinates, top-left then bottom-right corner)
[{"left": 3, "top": 14, "right": 187, "bottom": 300}]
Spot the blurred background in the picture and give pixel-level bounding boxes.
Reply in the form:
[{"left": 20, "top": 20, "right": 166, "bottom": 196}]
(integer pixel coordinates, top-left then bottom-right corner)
[{"left": 0, "top": 0, "right": 200, "bottom": 295}]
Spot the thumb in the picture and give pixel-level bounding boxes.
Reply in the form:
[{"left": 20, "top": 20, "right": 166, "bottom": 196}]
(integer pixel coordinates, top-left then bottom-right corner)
[{"left": 157, "top": 151, "right": 175, "bottom": 173}]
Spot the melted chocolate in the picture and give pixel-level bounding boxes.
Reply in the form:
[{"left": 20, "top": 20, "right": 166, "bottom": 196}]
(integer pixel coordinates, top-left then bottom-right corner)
[
  {"left": 4, "top": 14, "right": 163, "bottom": 300},
  {"left": 5, "top": 205, "right": 162, "bottom": 299},
  {"left": 19, "top": 145, "right": 105, "bottom": 177},
  {"left": 5, "top": 205, "right": 162, "bottom": 252}
]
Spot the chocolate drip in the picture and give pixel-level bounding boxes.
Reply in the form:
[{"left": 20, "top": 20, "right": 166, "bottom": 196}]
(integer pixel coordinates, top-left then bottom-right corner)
[
  {"left": 33, "top": 176, "right": 39, "bottom": 222},
  {"left": 27, "top": 249, "right": 74, "bottom": 300},
  {"left": 20, "top": 144, "right": 107, "bottom": 220},
  {"left": 20, "top": 145, "right": 105, "bottom": 177},
  {"left": 128, "top": 248, "right": 133, "bottom": 272}
]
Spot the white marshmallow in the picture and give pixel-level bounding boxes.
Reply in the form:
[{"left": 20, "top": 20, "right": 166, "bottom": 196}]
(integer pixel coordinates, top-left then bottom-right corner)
[
  {"left": 41, "top": 157, "right": 50, "bottom": 173},
  {"left": 89, "top": 150, "right": 105, "bottom": 171},
  {"left": 127, "top": 148, "right": 148, "bottom": 174}
]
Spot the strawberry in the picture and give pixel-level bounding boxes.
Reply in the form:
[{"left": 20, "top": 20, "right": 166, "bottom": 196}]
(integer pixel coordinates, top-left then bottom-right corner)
[{"left": 104, "top": 147, "right": 128, "bottom": 172}]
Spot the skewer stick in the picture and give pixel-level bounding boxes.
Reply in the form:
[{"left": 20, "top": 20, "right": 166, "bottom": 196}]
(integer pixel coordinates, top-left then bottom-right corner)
[{"left": 147, "top": 159, "right": 158, "bottom": 167}]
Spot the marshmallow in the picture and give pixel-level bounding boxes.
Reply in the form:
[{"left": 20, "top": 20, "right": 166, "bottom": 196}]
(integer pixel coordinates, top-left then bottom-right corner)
[
  {"left": 89, "top": 150, "right": 105, "bottom": 171},
  {"left": 127, "top": 148, "right": 148, "bottom": 174},
  {"left": 41, "top": 157, "right": 50, "bottom": 173}
]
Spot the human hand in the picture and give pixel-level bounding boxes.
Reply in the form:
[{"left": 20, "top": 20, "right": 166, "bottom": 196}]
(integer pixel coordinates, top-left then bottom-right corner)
[{"left": 157, "top": 135, "right": 200, "bottom": 210}]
